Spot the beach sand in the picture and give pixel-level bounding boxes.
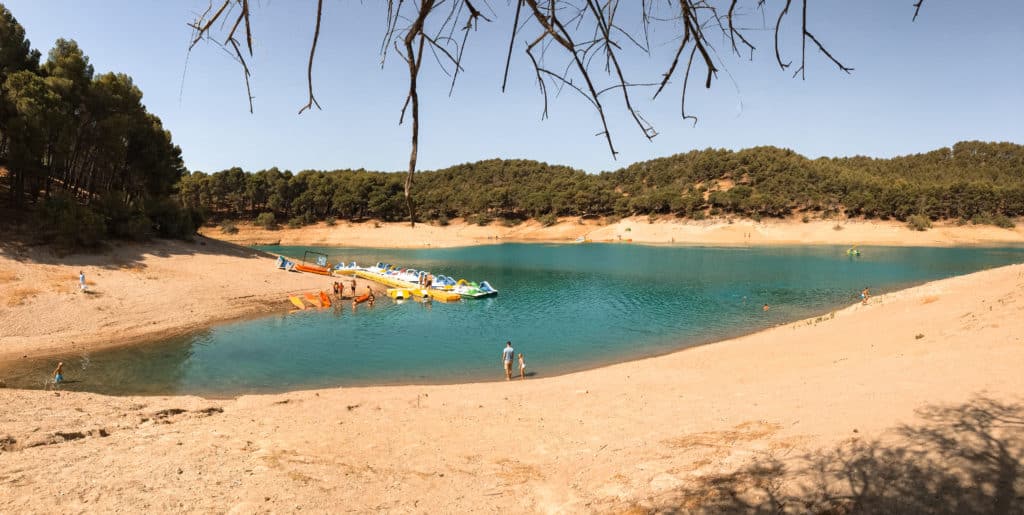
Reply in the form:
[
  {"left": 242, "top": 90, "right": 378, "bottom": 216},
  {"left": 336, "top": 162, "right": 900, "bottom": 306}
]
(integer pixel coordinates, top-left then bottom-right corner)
[
  {"left": 1, "top": 229, "right": 1023, "bottom": 512},
  {"left": 0, "top": 236, "right": 386, "bottom": 361},
  {"left": 202, "top": 215, "right": 1024, "bottom": 248}
]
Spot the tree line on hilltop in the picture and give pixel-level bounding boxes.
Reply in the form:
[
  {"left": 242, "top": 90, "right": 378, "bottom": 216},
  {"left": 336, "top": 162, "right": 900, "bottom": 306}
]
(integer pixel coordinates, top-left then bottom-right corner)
[
  {"left": 0, "top": 4, "right": 197, "bottom": 247},
  {"left": 182, "top": 140, "right": 1023, "bottom": 233}
]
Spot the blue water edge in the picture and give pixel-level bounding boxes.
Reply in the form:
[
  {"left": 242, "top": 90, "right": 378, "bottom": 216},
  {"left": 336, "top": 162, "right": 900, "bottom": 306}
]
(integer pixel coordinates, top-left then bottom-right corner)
[{"left": 3, "top": 243, "right": 1022, "bottom": 396}]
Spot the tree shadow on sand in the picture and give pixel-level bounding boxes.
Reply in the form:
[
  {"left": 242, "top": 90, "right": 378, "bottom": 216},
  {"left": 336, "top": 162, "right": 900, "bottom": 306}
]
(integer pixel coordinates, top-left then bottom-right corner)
[
  {"left": 658, "top": 395, "right": 1024, "bottom": 514},
  {"left": 0, "top": 233, "right": 274, "bottom": 268}
]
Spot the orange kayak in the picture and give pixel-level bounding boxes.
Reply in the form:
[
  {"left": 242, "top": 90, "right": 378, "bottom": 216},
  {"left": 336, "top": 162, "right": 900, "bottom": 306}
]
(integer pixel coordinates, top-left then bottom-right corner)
[
  {"left": 353, "top": 293, "right": 371, "bottom": 304},
  {"left": 295, "top": 263, "right": 331, "bottom": 275},
  {"left": 304, "top": 292, "right": 323, "bottom": 308}
]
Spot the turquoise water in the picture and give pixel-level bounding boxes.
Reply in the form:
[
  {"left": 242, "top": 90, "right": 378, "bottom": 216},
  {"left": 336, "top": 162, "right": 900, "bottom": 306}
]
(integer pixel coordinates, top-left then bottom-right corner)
[{"left": 3, "top": 244, "right": 1022, "bottom": 396}]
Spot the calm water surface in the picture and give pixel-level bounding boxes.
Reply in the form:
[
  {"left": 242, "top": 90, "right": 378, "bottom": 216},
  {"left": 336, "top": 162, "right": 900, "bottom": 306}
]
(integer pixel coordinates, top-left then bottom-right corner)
[{"left": 4, "top": 244, "right": 1022, "bottom": 396}]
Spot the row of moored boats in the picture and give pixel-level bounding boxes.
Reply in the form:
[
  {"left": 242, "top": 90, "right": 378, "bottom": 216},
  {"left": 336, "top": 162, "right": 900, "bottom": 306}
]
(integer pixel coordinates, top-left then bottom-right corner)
[{"left": 334, "top": 261, "right": 499, "bottom": 301}]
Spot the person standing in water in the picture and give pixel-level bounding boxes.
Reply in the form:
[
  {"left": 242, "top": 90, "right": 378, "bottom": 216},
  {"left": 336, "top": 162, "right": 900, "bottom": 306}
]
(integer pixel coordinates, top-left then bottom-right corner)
[
  {"left": 501, "top": 341, "right": 515, "bottom": 381},
  {"left": 53, "top": 362, "right": 64, "bottom": 384},
  {"left": 861, "top": 287, "right": 870, "bottom": 305},
  {"left": 518, "top": 353, "right": 527, "bottom": 380}
]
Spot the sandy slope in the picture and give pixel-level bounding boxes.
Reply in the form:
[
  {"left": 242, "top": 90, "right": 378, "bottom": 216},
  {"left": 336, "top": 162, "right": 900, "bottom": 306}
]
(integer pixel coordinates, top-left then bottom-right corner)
[
  {"left": 202, "top": 216, "right": 1024, "bottom": 248},
  {"left": 0, "top": 237, "right": 386, "bottom": 361},
  {"left": 1, "top": 256, "right": 1022, "bottom": 512}
]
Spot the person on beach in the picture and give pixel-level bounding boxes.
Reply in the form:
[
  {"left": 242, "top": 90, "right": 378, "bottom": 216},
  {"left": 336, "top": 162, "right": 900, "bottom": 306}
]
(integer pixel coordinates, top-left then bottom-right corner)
[
  {"left": 518, "top": 353, "right": 526, "bottom": 380},
  {"left": 79, "top": 271, "right": 86, "bottom": 292},
  {"left": 502, "top": 341, "right": 515, "bottom": 381},
  {"left": 861, "top": 287, "right": 870, "bottom": 305},
  {"left": 350, "top": 279, "right": 357, "bottom": 298},
  {"left": 53, "top": 362, "right": 64, "bottom": 384}
]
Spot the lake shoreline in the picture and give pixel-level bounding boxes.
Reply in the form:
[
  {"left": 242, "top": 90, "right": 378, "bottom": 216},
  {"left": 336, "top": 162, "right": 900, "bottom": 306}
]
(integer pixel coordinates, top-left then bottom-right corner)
[
  {"left": 202, "top": 215, "right": 1024, "bottom": 249},
  {"left": 2, "top": 222, "right": 1022, "bottom": 366},
  {"left": 2, "top": 254, "right": 1022, "bottom": 511}
]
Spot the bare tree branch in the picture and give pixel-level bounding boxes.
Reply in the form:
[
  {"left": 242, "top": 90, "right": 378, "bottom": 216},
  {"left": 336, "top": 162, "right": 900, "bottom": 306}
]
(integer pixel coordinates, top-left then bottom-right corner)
[
  {"left": 186, "top": 0, "right": 927, "bottom": 226},
  {"left": 298, "top": 0, "right": 324, "bottom": 115}
]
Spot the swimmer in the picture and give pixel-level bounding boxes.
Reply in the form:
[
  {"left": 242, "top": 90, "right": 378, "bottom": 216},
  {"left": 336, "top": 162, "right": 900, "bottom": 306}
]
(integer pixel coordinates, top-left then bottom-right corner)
[{"left": 762, "top": 303, "right": 770, "bottom": 312}]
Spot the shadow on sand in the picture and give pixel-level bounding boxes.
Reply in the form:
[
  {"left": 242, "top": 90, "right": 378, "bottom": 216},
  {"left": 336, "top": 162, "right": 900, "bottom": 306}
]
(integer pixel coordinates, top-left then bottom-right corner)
[
  {"left": 0, "top": 232, "right": 272, "bottom": 268},
  {"left": 653, "top": 395, "right": 1024, "bottom": 514}
]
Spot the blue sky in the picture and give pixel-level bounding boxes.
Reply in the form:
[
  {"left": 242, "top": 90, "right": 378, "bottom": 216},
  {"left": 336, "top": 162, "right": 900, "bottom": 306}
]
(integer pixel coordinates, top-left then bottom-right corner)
[{"left": 6, "top": 1, "right": 1023, "bottom": 173}]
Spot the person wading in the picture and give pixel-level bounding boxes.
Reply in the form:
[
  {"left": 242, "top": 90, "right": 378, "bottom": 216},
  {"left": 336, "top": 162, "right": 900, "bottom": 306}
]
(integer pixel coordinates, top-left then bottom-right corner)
[{"left": 501, "top": 341, "right": 515, "bottom": 381}]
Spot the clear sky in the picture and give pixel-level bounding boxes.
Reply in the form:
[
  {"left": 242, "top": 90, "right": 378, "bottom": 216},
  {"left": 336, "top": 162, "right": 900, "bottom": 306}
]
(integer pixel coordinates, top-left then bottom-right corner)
[{"left": 5, "top": 1, "right": 1023, "bottom": 174}]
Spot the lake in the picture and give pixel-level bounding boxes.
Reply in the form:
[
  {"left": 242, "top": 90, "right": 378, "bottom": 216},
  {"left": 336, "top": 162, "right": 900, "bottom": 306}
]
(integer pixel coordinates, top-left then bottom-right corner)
[{"left": 3, "top": 243, "right": 1022, "bottom": 396}]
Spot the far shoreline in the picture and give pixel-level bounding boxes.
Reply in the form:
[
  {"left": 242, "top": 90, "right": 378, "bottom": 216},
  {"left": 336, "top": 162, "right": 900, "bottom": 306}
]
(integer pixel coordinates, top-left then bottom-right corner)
[{"left": 201, "top": 215, "right": 1024, "bottom": 250}]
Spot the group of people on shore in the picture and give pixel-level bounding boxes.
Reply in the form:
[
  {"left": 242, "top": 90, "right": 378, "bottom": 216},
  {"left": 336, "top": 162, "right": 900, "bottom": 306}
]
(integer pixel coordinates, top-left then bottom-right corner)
[
  {"left": 330, "top": 279, "right": 376, "bottom": 307},
  {"left": 331, "top": 279, "right": 358, "bottom": 299},
  {"left": 501, "top": 341, "right": 527, "bottom": 381}
]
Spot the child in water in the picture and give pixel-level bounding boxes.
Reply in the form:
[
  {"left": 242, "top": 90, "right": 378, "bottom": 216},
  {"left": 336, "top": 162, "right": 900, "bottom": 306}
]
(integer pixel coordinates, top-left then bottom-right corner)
[{"left": 518, "top": 353, "right": 526, "bottom": 380}]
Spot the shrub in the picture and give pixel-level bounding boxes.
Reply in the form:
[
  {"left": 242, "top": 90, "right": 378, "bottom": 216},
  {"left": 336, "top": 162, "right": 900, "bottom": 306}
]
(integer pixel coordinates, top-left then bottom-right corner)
[
  {"left": 801, "top": 215, "right": 810, "bottom": 223},
  {"left": 123, "top": 214, "right": 155, "bottom": 240},
  {"left": 471, "top": 213, "right": 493, "bottom": 226},
  {"left": 220, "top": 221, "right": 239, "bottom": 234},
  {"left": 255, "top": 212, "right": 277, "bottom": 230},
  {"left": 287, "top": 217, "right": 304, "bottom": 229},
  {"left": 539, "top": 213, "right": 558, "bottom": 227},
  {"left": 325, "top": 216, "right": 336, "bottom": 227},
  {"left": 993, "top": 215, "right": 1016, "bottom": 229},
  {"left": 691, "top": 211, "right": 707, "bottom": 221},
  {"left": 501, "top": 217, "right": 523, "bottom": 227},
  {"left": 833, "top": 224, "right": 844, "bottom": 231},
  {"left": 906, "top": 214, "right": 931, "bottom": 231},
  {"left": 605, "top": 215, "right": 622, "bottom": 225},
  {"left": 147, "top": 198, "right": 201, "bottom": 239},
  {"left": 974, "top": 213, "right": 1015, "bottom": 229},
  {"left": 437, "top": 215, "right": 450, "bottom": 226},
  {"left": 752, "top": 213, "right": 762, "bottom": 222},
  {"left": 41, "top": 193, "right": 106, "bottom": 248}
]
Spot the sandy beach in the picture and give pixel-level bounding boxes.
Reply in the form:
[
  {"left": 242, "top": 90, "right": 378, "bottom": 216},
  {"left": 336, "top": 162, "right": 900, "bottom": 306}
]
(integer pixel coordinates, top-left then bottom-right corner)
[
  {"left": 0, "top": 236, "right": 386, "bottom": 362},
  {"left": 201, "top": 216, "right": 1024, "bottom": 248},
  {"left": 1, "top": 225, "right": 1023, "bottom": 512}
]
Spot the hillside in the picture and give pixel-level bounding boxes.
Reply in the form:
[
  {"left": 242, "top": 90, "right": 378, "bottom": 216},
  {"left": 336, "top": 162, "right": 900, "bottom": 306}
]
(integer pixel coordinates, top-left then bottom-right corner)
[{"left": 179, "top": 141, "right": 1024, "bottom": 229}]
